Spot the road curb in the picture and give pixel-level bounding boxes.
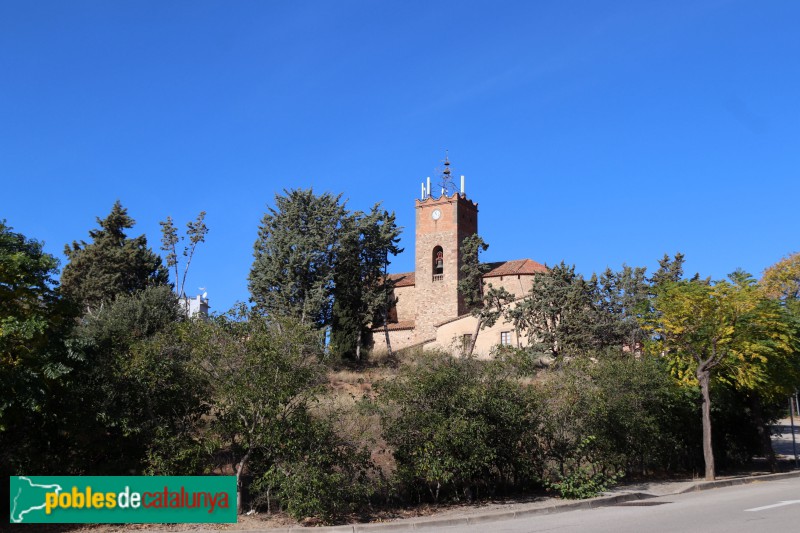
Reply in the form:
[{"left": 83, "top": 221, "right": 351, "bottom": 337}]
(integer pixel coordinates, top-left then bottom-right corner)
[
  {"left": 268, "top": 492, "right": 656, "bottom": 532},
  {"left": 675, "top": 469, "right": 800, "bottom": 494}
]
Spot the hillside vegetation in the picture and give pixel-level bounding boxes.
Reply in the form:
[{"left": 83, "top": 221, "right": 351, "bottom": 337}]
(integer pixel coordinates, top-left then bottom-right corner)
[{"left": 2, "top": 198, "right": 799, "bottom": 525}]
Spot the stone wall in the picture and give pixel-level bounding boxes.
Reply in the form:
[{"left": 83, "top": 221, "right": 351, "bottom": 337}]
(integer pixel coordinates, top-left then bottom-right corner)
[
  {"left": 393, "top": 285, "right": 416, "bottom": 322},
  {"left": 370, "top": 326, "right": 417, "bottom": 354}
]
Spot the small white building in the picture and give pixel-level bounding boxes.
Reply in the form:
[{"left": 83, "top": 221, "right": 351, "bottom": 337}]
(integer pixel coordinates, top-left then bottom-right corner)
[{"left": 179, "top": 294, "right": 210, "bottom": 318}]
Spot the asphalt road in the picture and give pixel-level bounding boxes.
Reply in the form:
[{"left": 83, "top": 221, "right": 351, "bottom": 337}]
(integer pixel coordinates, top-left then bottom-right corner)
[{"left": 439, "top": 476, "right": 800, "bottom": 533}]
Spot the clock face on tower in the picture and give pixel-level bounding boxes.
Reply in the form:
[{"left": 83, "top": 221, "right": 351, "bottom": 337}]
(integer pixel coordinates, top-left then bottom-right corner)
[{"left": 431, "top": 209, "right": 441, "bottom": 221}]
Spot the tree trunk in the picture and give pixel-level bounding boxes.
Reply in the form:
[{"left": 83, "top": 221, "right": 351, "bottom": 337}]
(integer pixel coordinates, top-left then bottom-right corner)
[
  {"left": 235, "top": 450, "right": 252, "bottom": 514},
  {"left": 355, "top": 329, "right": 362, "bottom": 361},
  {"left": 383, "top": 260, "right": 394, "bottom": 359},
  {"left": 750, "top": 393, "right": 777, "bottom": 472},
  {"left": 467, "top": 318, "right": 482, "bottom": 357},
  {"left": 697, "top": 369, "right": 715, "bottom": 480},
  {"left": 383, "top": 312, "right": 393, "bottom": 359}
]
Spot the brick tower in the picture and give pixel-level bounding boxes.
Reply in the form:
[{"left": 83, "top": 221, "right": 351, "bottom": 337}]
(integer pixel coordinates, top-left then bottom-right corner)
[{"left": 413, "top": 159, "right": 478, "bottom": 342}]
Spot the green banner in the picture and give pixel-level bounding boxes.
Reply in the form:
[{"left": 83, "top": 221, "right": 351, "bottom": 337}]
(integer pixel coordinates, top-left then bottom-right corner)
[{"left": 9, "top": 476, "right": 237, "bottom": 524}]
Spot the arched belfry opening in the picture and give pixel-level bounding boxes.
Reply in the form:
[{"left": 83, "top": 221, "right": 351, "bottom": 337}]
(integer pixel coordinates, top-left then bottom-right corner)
[{"left": 432, "top": 246, "right": 444, "bottom": 281}]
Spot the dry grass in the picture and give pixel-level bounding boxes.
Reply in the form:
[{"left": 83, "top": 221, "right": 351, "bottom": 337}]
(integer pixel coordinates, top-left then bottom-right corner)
[{"left": 316, "top": 362, "right": 401, "bottom": 482}]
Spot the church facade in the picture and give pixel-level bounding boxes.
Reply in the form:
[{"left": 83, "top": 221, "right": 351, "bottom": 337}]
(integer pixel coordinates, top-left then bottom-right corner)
[{"left": 372, "top": 173, "right": 547, "bottom": 357}]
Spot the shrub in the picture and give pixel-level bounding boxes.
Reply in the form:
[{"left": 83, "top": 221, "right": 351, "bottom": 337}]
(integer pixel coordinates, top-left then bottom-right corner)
[
  {"left": 249, "top": 412, "right": 376, "bottom": 523},
  {"left": 375, "top": 352, "right": 543, "bottom": 503},
  {"left": 544, "top": 436, "right": 622, "bottom": 499}
]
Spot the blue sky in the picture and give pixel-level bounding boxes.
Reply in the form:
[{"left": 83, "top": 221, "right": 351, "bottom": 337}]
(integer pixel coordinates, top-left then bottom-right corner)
[{"left": 1, "top": 1, "right": 798, "bottom": 312}]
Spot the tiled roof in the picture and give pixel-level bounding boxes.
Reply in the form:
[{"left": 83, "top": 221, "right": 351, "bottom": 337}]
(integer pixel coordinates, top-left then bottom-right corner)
[
  {"left": 373, "top": 320, "right": 415, "bottom": 331},
  {"left": 387, "top": 272, "right": 415, "bottom": 287},
  {"left": 483, "top": 258, "right": 547, "bottom": 278}
]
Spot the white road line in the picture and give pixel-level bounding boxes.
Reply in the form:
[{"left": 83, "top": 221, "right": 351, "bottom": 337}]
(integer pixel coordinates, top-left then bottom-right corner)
[{"left": 744, "top": 500, "right": 800, "bottom": 512}]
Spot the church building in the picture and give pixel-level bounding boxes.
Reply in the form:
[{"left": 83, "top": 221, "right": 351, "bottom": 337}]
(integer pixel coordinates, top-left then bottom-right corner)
[{"left": 372, "top": 160, "right": 547, "bottom": 357}]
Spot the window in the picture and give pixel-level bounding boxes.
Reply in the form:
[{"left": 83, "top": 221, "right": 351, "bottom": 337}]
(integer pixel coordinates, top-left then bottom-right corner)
[
  {"left": 462, "top": 334, "right": 472, "bottom": 352},
  {"left": 500, "top": 331, "right": 511, "bottom": 346},
  {"left": 432, "top": 246, "right": 444, "bottom": 281}
]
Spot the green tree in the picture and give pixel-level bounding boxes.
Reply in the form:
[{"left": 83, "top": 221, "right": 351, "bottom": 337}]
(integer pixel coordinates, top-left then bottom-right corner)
[
  {"left": 0, "top": 221, "right": 73, "bottom": 474},
  {"left": 331, "top": 205, "right": 402, "bottom": 360},
  {"left": 649, "top": 252, "right": 686, "bottom": 288},
  {"left": 61, "top": 201, "right": 168, "bottom": 311},
  {"left": 761, "top": 252, "right": 800, "bottom": 302},
  {"left": 329, "top": 214, "right": 362, "bottom": 359},
  {"left": 726, "top": 270, "right": 800, "bottom": 470},
  {"left": 187, "top": 307, "right": 325, "bottom": 513},
  {"left": 160, "top": 211, "right": 209, "bottom": 297},
  {"left": 507, "top": 262, "right": 597, "bottom": 361},
  {"left": 582, "top": 352, "right": 700, "bottom": 476},
  {"left": 591, "top": 265, "right": 650, "bottom": 350},
  {"left": 68, "top": 286, "right": 196, "bottom": 474},
  {"left": 249, "top": 189, "right": 346, "bottom": 328},
  {"left": 1, "top": 220, "right": 61, "bottom": 367},
  {"left": 645, "top": 276, "right": 791, "bottom": 480},
  {"left": 458, "top": 234, "right": 515, "bottom": 357}
]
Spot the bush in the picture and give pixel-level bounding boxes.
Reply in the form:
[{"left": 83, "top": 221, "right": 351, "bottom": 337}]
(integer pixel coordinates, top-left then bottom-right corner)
[
  {"left": 375, "top": 352, "right": 543, "bottom": 503},
  {"left": 249, "top": 412, "right": 376, "bottom": 523},
  {"left": 66, "top": 286, "right": 202, "bottom": 474},
  {"left": 535, "top": 352, "right": 702, "bottom": 494},
  {"left": 583, "top": 352, "right": 702, "bottom": 475},
  {"left": 544, "top": 436, "right": 622, "bottom": 499}
]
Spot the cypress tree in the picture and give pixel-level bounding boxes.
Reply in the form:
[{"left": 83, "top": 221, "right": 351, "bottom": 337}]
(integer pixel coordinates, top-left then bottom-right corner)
[
  {"left": 249, "top": 189, "right": 346, "bottom": 328},
  {"left": 330, "top": 206, "right": 402, "bottom": 360}
]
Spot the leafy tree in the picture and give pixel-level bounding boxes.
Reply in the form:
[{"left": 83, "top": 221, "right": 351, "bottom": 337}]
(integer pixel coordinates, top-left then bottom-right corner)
[
  {"left": 61, "top": 201, "right": 168, "bottom": 311},
  {"left": 331, "top": 205, "right": 402, "bottom": 360},
  {"left": 249, "top": 189, "right": 346, "bottom": 328},
  {"left": 458, "top": 234, "right": 515, "bottom": 357},
  {"left": 645, "top": 275, "right": 793, "bottom": 480},
  {"left": 458, "top": 234, "right": 490, "bottom": 311},
  {"left": 507, "top": 262, "right": 597, "bottom": 361},
  {"left": 0, "top": 221, "right": 73, "bottom": 474},
  {"left": 590, "top": 265, "right": 650, "bottom": 350},
  {"left": 160, "top": 211, "right": 209, "bottom": 297},
  {"left": 364, "top": 208, "right": 403, "bottom": 359},
  {"left": 187, "top": 307, "right": 325, "bottom": 513},
  {"left": 67, "top": 286, "right": 196, "bottom": 474},
  {"left": 725, "top": 270, "right": 800, "bottom": 470},
  {"left": 761, "top": 251, "right": 800, "bottom": 302},
  {"left": 1, "top": 220, "right": 61, "bottom": 368}
]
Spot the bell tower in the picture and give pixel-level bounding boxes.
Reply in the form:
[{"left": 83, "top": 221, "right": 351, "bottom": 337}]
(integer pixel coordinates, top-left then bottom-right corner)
[{"left": 413, "top": 157, "right": 478, "bottom": 342}]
